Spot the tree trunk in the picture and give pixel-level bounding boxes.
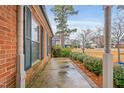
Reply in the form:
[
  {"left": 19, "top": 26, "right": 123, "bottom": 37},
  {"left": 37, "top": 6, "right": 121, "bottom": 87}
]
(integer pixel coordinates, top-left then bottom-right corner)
[
  {"left": 82, "top": 48, "right": 85, "bottom": 53},
  {"left": 117, "top": 41, "right": 121, "bottom": 62},
  {"left": 60, "top": 33, "right": 65, "bottom": 48},
  {"left": 82, "top": 42, "right": 85, "bottom": 53}
]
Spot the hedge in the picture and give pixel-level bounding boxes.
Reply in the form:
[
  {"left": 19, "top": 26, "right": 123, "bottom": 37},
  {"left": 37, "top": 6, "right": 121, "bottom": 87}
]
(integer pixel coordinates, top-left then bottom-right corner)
[
  {"left": 70, "top": 52, "right": 124, "bottom": 88},
  {"left": 113, "top": 65, "right": 124, "bottom": 88},
  {"left": 52, "top": 45, "right": 71, "bottom": 57},
  {"left": 84, "top": 57, "right": 102, "bottom": 75},
  {"left": 70, "top": 52, "right": 102, "bottom": 75},
  {"left": 52, "top": 45, "right": 62, "bottom": 57},
  {"left": 61, "top": 48, "right": 71, "bottom": 57},
  {"left": 76, "top": 53, "right": 88, "bottom": 63},
  {"left": 70, "top": 52, "right": 82, "bottom": 60}
]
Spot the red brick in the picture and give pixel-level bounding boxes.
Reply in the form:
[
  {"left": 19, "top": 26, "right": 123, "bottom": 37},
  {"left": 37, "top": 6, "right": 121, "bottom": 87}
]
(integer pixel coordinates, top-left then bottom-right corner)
[
  {"left": 6, "top": 72, "right": 16, "bottom": 79},
  {"left": 0, "top": 68, "right": 5, "bottom": 74},
  {"left": 0, "top": 59, "right": 6, "bottom": 64},
  {"left": 0, "top": 71, "right": 11, "bottom": 78},
  {"left": 0, "top": 62, "right": 12, "bottom": 69},
  {"left": 6, "top": 64, "right": 16, "bottom": 71},
  {"left": 0, "top": 50, "right": 5, "bottom": 54},
  {"left": 5, "top": 76, "right": 16, "bottom": 87},
  {"left": 0, "top": 6, "right": 17, "bottom": 88}
]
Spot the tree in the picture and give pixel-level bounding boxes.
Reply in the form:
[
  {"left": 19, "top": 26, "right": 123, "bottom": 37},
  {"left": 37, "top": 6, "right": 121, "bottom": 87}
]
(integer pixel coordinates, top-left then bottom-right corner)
[
  {"left": 93, "top": 26, "right": 104, "bottom": 48},
  {"left": 112, "top": 8, "right": 124, "bottom": 62},
  {"left": 71, "top": 39, "right": 80, "bottom": 48},
  {"left": 78, "top": 28, "right": 93, "bottom": 53},
  {"left": 51, "top": 5, "right": 78, "bottom": 47}
]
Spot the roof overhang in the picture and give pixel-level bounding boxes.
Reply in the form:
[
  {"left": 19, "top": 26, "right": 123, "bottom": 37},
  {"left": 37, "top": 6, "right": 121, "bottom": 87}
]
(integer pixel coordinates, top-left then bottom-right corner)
[{"left": 39, "top": 5, "right": 54, "bottom": 37}]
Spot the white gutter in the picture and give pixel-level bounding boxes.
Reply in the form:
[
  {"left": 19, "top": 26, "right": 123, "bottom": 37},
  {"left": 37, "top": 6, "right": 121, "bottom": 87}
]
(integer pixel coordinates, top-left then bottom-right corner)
[{"left": 16, "top": 5, "right": 26, "bottom": 88}]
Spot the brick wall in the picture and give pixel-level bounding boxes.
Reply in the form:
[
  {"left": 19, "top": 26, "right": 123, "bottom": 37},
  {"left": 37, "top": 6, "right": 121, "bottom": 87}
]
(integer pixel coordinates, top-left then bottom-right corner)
[
  {"left": 0, "top": 6, "right": 17, "bottom": 88},
  {"left": 25, "top": 57, "right": 51, "bottom": 87}
]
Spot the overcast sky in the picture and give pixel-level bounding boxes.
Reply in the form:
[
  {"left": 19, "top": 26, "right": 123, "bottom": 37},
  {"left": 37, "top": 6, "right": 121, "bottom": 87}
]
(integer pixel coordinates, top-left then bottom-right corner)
[{"left": 45, "top": 5, "right": 117, "bottom": 39}]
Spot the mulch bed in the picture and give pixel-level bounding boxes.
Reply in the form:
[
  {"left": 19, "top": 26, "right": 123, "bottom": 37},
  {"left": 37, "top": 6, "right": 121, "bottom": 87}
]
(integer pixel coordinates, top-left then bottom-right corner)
[{"left": 73, "top": 60, "right": 103, "bottom": 88}]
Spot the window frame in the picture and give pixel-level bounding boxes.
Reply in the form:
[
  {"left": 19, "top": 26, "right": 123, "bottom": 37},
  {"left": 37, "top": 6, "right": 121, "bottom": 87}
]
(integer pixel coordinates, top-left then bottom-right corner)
[
  {"left": 40, "top": 26, "right": 44, "bottom": 60},
  {"left": 31, "top": 16, "right": 40, "bottom": 65},
  {"left": 24, "top": 6, "right": 41, "bottom": 70},
  {"left": 24, "top": 6, "right": 32, "bottom": 71}
]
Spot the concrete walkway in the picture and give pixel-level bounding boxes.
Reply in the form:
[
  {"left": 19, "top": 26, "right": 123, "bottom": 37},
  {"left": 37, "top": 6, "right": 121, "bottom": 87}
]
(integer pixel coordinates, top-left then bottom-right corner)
[{"left": 30, "top": 58, "right": 91, "bottom": 88}]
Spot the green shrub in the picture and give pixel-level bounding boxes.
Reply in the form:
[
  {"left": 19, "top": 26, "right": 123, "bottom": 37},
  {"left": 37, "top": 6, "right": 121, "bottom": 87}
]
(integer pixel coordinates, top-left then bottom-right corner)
[
  {"left": 70, "top": 52, "right": 82, "bottom": 60},
  {"left": 52, "top": 45, "right": 71, "bottom": 57},
  {"left": 70, "top": 52, "right": 102, "bottom": 75},
  {"left": 83, "top": 56, "right": 92, "bottom": 63},
  {"left": 61, "top": 48, "right": 71, "bottom": 57},
  {"left": 77, "top": 54, "right": 84, "bottom": 62},
  {"left": 92, "top": 58, "right": 102, "bottom": 75},
  {"left": 113, "top": 65, "right": 124, "bottom": 88},
  {"left": 52, "top": 45, "right": 62, "bottom": 57},
  {"left": 84, "top": 57, "right": 102, "bottom": 75},
  {"left": 70, "top": 52, "right": 124, "bottom": 87},
  {"left": 77, "top": 54, "right": 87, "bottom": 63}
]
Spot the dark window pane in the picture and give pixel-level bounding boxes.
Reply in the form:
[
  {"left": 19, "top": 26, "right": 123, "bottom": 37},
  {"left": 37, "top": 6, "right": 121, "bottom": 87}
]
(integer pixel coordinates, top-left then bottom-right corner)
[
  {"left": 41, "top": 30, "right": 44, "bottom": 59},
  {"left": 25, "top": 38, "right": 31, "bottom": 70},
  {"left": 47, "top": 36, "right": 51, "bottom": 54},
  {"left": 25, "top": 7, "right": 31, "bottom": 37},
  {"left": 49, "top": 37, "right": 52, "bottom": 54},
  {"left": 24, "top": 6, "right": 32, "bottom": 70},
  {"left": 32, "top": 41, "right": 40, "bottom": 63}
]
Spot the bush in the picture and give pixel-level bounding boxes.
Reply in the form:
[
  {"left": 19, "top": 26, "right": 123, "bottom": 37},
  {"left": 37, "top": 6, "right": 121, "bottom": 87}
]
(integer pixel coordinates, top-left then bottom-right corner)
[
  {"left": 70, "top": 52, "right": 102, "bottom": 76},
  {"left": 77, "top": 54, "right": 88, "bottom": 63},
  {"left": 52, "top": 45, "right": 62, "bottom": 57},
  {"left": 70, "top": 52, "right": 82, "bottom": 60},
  {"left": 83, "top": 56, "right": 91, "bottom": 63},
  {"left": 61, "top": 48, "right": 71, "bottom": 57},
  {"left": 92, "top": 58, "right": 102, "bottom": 75},
  {"left": 52, "top": 45, "right": 71, "bottom": 57},
  {"left": 84, "top": 57, "right": 102, "bottom": 75},
  {"left": 113, "top": 65, "right": 124, "bottom": 88},
  {"left": 70, "top": 52, "right": 124, "bottom": 87}
]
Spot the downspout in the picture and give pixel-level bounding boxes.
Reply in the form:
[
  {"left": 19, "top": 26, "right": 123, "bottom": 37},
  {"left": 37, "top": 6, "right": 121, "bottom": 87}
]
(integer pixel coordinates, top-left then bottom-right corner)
[
  {"left": 103, "top": 5, "right": 113, "bottom": 88},
  {"left": 16, "top": 5, "right": 26, "bottom": 88}
]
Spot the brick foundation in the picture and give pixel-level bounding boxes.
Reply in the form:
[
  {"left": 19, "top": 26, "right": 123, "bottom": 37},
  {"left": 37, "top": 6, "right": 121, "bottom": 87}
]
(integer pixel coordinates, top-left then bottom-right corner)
[{"left": 25, "top": 56, "right": 51, "bottom": 88}]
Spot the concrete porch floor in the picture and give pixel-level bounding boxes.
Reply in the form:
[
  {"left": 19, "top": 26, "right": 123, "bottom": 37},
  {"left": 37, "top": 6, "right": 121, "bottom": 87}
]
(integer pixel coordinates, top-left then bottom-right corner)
[{"left": 29, "top": 58, "right": 92, "bottom": 88}]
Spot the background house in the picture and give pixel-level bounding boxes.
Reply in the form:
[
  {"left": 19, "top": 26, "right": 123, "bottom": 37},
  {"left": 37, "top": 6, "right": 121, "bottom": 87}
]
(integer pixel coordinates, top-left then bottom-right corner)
[{"left": 52, "top": 35, "right": 60, "bottom": 46}]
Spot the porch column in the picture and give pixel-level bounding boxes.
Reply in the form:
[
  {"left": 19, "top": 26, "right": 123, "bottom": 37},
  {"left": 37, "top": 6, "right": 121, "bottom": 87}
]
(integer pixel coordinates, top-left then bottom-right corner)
[
  {"left": 103, "top": 5, "right": 113, "bottom": 88},
  {"left": 17, "top": 5, "right": 26, "bottom": 88}
]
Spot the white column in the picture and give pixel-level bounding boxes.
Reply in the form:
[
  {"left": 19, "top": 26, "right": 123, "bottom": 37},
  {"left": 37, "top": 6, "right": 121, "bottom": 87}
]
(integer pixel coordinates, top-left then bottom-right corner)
[
  {"left": 16, "top": 5, "right": 26, "bottom": 88},
  {"left": 103, "top": 5, "right": 113, "bottom": 88}
]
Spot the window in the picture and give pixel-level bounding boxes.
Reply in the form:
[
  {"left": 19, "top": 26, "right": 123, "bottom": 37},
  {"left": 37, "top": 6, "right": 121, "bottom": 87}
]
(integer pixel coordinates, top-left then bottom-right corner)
[
  {"left": 47, "top": 34, "right": 49, "bottom": 55},
  {"left": 24, "top": 6, "right": 40, "bottom": 70},
  {"left": 41, "top": 27, "right": 44, "bottom": 59},
  {"left": 24, "top": 6, "right": 32, "bottom": 70},
  {"left": 49, "top": 37, "right": 52, "bottom": 54},
  {"left": 31, "top": 18, "right": 40, "bottom": 63},
  {"left": 47, "top": 35, "right": 52, "bottom": 55}
]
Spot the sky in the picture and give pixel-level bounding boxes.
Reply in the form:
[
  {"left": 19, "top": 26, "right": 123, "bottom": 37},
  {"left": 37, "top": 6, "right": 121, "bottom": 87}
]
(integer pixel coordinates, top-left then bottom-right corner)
[{"left": 45, "top": 5, "right": 117, "bottom": 39}]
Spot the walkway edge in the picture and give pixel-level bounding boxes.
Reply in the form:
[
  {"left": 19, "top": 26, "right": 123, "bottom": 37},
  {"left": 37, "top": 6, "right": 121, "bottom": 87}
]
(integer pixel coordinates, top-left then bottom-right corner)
[{"left": 70, "top": 60, "right": 98, "bottom": 88}]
